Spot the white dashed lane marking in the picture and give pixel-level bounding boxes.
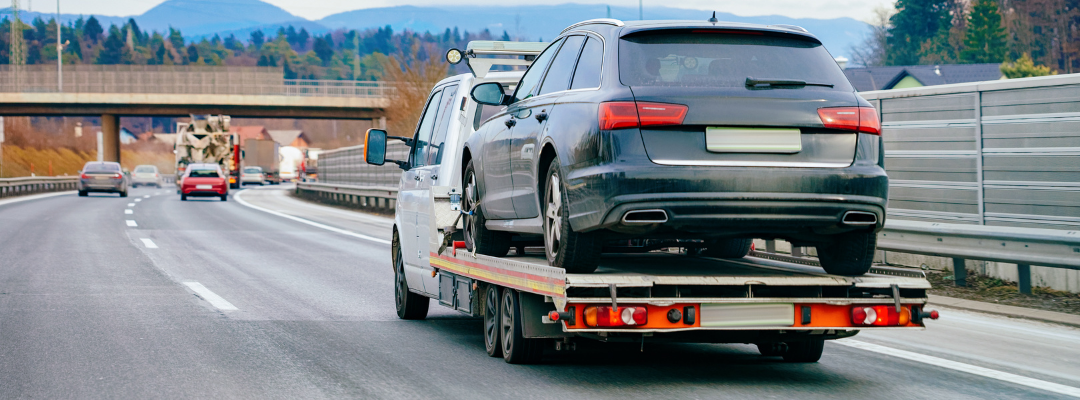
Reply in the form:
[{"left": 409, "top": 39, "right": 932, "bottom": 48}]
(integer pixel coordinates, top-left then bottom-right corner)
[
  {"left": 126, "top": 220, "right": 137, "bottom": 227},
  {"left": 139, "top": 238, "right": 157, "bottom": 248},
  {"left": 127, "top": 203, "right": 135, "bottom": 207},
  {"left": 182, "top": 282, "right": 238, "bottom": 311},
  {"left": 135, "top": 199, "right": 141, "bottom": 202},
  {"left": 125, "top": 209, "right": 133, "bottom": 214}
]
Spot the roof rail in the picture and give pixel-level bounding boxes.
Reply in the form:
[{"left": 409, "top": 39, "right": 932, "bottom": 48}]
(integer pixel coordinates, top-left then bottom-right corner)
[
  {"left": 561, "top": 18, "right": 624, "bottom": 34},
  {"left": 447, "top": 40, "right": 549, "bottom": 78},
  {"left": 767, "top": 24, "right": 808, "bottom": 33}
]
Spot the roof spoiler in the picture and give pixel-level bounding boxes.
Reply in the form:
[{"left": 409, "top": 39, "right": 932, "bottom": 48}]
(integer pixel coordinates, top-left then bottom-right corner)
[{"left": 445, "top": 41, "right": 548, "bottom": 78}]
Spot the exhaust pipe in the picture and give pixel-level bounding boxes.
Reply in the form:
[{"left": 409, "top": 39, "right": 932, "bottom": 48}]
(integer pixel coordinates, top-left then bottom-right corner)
[
  {"left": 622, "top": 209, "right": 669, "bottom": 224},
  {"left": 842, "top": 211, "right": 878, "bottom": 226}
]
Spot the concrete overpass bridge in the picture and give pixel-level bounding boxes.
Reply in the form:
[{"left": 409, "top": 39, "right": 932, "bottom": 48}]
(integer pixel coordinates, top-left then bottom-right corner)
[{"left": 0, "top": 65, "right": 390, "bottom": 162}]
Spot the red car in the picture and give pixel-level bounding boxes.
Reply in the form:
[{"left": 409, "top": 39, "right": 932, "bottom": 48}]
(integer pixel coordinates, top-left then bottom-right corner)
[{"left": 180, "top": 163, "right": 228, "bottom": 201}]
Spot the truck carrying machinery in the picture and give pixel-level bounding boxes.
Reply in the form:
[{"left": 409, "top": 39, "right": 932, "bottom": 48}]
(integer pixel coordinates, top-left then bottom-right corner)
[
  {"left": 242, "top": 139, "right": 281, "bottom": 184},
  {"left": 175, "top": 115, "right": 241, "bottom": 188},
  {"left": 362, "top": 37, "right": 938, "bottom": 365}
]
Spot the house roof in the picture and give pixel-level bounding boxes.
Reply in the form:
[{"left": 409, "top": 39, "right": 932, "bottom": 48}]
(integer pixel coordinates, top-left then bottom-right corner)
[
  {"left": 229, "top": 126, "right": 271, "bottom": 144},
  {"left": 267, "top": 130, "right": 308, "bottom": 147},
  {"left": 843, "top": 63, "right": 1004, "bottom": 91}
]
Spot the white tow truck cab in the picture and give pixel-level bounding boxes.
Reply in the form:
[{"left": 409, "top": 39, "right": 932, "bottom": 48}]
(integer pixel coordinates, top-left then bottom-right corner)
[{"left": 363, "top": 39, "right": 937, "bottom": 365}]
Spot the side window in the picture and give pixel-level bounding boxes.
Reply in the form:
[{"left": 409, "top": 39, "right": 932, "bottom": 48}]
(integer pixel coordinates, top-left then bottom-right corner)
[
  {"left": 411, "top": 88, "right": 444, "bottom": 167},
  {"left": 511, "top": 38, "right": 564, "bottom": 102},
  {"left": 425, "top": 84, "right": 459, "bottom": 166},
  {"left": 539, "top": 35, "right": 585, "bottom": 95},
  {"left": 571, "top": 37, "right": 603, "bottom": 89}
]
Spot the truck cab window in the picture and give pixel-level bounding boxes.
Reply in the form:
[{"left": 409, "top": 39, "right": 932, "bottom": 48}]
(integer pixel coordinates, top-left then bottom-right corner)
[
  {"left": 411, "top": 88, "right": 444, "bottom": 168},
  {"left": 426, "top": 84, "right": 460, "bottom": 166}
]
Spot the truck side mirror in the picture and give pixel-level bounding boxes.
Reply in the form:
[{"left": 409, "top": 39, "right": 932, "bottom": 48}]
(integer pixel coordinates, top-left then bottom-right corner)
[
  {"left": 364, "top": 129, "right": 387, "bottom": 166},
  {"left": 471, "top": 82, "right": 509, "bottom": 106}
]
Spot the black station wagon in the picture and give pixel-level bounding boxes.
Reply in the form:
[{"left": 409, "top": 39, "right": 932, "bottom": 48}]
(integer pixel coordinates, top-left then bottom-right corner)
[{"left": 462, "top": 18, "right": 886, "bottom": 275}]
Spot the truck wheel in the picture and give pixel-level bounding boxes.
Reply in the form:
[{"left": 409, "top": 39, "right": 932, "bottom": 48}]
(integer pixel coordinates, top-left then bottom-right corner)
[
  {"left": 782, "top": 339, "right": 825, "bottom": 363},
  {"left": 500, "top": 288, "right": 542, "bottom": 364},
  {"left": 483, "top": 284, "right": 502, "bottom": 357},
  {"left": 543, "top": 157, "right": 600, "bottom": 273},
  {"left": 394, "top": 232, "right": 429, "bottom": 320},
  {"left": 702, "top": 238, "right": 753, "bottom": 258},
  {"left": 463, "top": 160, "right": 511, "bottom": 256},
  {"left": 816, "top": 231, "right": 876, "bottom": 276}
]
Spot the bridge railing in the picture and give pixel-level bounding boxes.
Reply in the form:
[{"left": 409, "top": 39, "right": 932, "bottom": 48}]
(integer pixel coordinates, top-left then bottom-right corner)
[{"left": 0, "top": 65, "right": 392, "bottom": 98}]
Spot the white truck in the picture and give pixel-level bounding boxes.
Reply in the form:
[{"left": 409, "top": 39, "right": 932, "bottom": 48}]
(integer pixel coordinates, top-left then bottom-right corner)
[
  {"left": 175, "top": 115, "right": 240, "bottom": 188},
  {"left": 362, "top": 40, "right": 937, "bottom": 365}
]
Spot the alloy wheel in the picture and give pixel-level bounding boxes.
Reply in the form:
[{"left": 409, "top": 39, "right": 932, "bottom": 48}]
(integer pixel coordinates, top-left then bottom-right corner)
[
  {"left": 501, "top": 290, "right": 515, "bottom": 353},
  {"left": 545, "top": 173, "right": 562, "bottom": 259},
  {"left": 394, "top": 247, "right": 406, "bottom": 312},
  {"left": 464, "top": 173, "right": 478, "bottom": 248},
  {"left": 484, "top": 287, "right": 499, "bottom": 351}
]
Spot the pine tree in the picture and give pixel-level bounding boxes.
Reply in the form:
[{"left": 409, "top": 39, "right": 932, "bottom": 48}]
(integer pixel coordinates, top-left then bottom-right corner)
[
  {"left": 887, "top": 0, "right": 954, "bottom": 65},
  {"left": 960, "top": 0, "right": 1007, "bottom": 63}
]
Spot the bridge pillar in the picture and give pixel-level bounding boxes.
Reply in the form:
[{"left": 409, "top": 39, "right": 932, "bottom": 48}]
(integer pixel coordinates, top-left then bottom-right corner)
[{"left": 100, "top": 114, "right": 121, "bottom": 162}]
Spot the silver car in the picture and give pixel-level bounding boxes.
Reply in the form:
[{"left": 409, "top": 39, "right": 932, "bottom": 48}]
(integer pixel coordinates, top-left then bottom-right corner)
[
  {"left": 78, "top": 161, "right": 128, "bottom": 197},
  {"left": 131, "top": 165, "right": 164, "bottom": 188}
]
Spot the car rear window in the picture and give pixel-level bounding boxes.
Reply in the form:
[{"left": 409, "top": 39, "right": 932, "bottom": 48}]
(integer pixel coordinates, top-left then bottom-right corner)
[
  {"left": 84, "top": 162, "right": 120, "bottom": 172},
  {"left": 135, "top": 166, "right": 155, "bottom": 173},
  {"left": 619, "top": 31, "right": 851, "bottom": 91},
  {"left": 189, "top": 169, "right": 220, "bottom": 178},
  {"left": 244, "top": 167, "right": 262, "bottom": 173}
]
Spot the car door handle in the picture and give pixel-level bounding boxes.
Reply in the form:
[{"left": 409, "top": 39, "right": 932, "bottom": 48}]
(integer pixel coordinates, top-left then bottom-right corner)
[
  {"left": 535, "top": 112, "right": 548, "bottom": 122},
  {"left": 505, "top": 119, "right": 516, "bottom": 128}
]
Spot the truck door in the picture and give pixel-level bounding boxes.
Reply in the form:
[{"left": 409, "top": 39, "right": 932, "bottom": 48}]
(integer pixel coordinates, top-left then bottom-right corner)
[
  {"left": 416, "top": 84, "right": 459, "bottom": 294},
  {"left": 400, "top": 87, "right": 444, "bottom": 294}
]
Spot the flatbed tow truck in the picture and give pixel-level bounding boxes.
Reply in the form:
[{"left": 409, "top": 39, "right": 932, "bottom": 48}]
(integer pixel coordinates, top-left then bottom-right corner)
[{"left": 365, "top": 37, "right": 938, "bottom": 365}]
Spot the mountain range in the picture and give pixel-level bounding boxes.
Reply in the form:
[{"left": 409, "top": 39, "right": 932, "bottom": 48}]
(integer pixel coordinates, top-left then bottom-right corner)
[{"left": 3, "top": 0, "right": 869, "bottom": 58}]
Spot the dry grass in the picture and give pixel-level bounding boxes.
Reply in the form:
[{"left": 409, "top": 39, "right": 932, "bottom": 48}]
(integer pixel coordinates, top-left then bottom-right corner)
[
  {"left": 381, "top": 48, "right": 450, "bottom": 138},
  {"left": 1, "top": 117, "right": 175, "bottom": 178}
]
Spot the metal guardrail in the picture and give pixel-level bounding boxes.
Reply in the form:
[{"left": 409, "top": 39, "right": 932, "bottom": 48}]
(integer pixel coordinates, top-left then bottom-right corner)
[
  {"left": 295, "top": 181, "right": 398, "bottom": 211},
  {"left": 0, "top": 176, "right": 78, "bottom": 198},
  {"left": 0, "top": 65, "right": 393, "bottom": 98}
]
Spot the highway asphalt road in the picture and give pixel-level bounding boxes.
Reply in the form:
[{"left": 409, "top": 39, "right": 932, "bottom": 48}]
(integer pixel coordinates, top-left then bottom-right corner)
[{"left": 1, "top": 184, "right": 1078, "bottom": 399}]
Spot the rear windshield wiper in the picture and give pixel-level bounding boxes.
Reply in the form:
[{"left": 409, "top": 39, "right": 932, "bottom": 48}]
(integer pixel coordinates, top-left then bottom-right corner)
[{"left": 745, "top": 77, "right": 834, "bottom": 88}]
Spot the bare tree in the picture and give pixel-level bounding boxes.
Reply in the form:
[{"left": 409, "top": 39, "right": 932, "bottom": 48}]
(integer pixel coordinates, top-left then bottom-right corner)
[{"left": 849, "top": 6, "right": 896, "bottom": 67}]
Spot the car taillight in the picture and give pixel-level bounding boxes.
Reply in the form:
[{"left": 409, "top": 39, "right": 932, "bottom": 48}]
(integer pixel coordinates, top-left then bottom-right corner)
[
  {"left": 818, "top": 107, "right": 881, "bottom": 135},
  {"left": 112, "top": 173, "right": 122, "bottom": 178},
  {"left": 599, "top": 102, "right": 687, "bottom": 130},
  {"left": 852, "top": 305, "right": 912, "bottom": 326},
  {"left": 583, "top": 305, "right": 648, "bottom": 327},
  {"left": 80, "top": 173, "right": 88, "bottom": 179}
]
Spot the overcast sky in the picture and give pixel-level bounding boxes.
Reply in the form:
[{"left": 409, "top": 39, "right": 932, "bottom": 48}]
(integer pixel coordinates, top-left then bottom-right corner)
[{"left": 31, "top": 0, "right": 895, "bottom": 22}]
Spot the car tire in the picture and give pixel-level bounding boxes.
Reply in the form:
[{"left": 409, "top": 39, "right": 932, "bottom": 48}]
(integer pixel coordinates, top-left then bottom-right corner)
[
  {"left": 542, "top": 157, "right": 600, "bottom": 274},
  {"left": 119, "top": 190, "right": 128, "bottom": 198},
  {"left": 463, "top": 159, "right": 511, "bottom": 257},
  {"left": 500, "top": 288, "right": 542, "bottom": 364},
  {"left": 756, "top": 342, "right": 785, "bottom": 357},
  {"left": 782, "top": 339, "right": 825, "bottom": 363},
  {"left": 394, "top": 231, "right": 429, "bottom": 320},
  {"left": 816, "top": 231, "right": 876, "bottom": 276},
  {"left": 78, "top": 190, "right": 87, "bottom": 197},
  {"left": 180, "top": 194, "right": 187, "bottom": 201},
  {"left": 702, "top": 238, "right": 753, "bottom": 258},
  {"left": 483, "top": 284, "right": 502, "bottom": 358},
  {"left": 220, "top": 194, "right": 228, "bottom": 201}
]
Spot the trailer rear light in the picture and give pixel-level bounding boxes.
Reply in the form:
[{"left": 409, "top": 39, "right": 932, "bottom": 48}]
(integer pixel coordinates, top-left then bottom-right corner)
[
  {"left": 818, "top": 107, "right": 880, "bottom": 135},
  {"left": 599, "top": 102, "right": 687, "bottom": 130},
  {"left": 852, "top": 305, "right": 912, "bottom": 326},
  {"left": 583, "top": 305, "right": 647, "bottom": 327}
]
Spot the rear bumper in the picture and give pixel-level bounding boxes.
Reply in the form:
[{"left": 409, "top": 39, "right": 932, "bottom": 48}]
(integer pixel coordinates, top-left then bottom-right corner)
[
  {"left": 181, "top": 188, "right": 227, "bottom": 196},
  {"left": 79, "top": 180, "right": 124, "bottom": 192}
]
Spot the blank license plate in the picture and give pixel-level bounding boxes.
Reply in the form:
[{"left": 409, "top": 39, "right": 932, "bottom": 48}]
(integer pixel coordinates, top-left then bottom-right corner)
[
  {"left": 196, "top": 185, "right": 212, "bottom": 189},
  {"left": 700, "top": 303, "right": 795, "bottom": 327},
  {"left": 706, "top": 127, "right": 802, "bottom": 153}
]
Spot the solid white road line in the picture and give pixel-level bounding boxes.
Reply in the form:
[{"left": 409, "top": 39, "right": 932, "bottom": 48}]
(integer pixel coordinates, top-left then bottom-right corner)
[
  {"left": 182, "top": 282, "right": 238, "bottom": 311},
  {"left": 126, "top": 220, "right": 138, "bottom": 227},
  {"left": 125, "top": 209, "right": 133, "bottom": 214},
  {"left": 836, "top": 340, "right": 1080, "bottom": 398},
  {"left": 127, "top": 203, "right": 135, "bottom": 207},
  {"left": 0, "top": 191, "right": 75, "bottom": 207},
  {"left": 140, "top": 238, "right": 158, "bottom": 249},
  {"left": 233, "top": 190, "right": 390, "bottom": 245}
]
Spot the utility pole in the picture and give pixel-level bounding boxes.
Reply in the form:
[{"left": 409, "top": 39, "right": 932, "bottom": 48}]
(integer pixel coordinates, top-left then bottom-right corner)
[
  {"left": 639, "top": 0, "right": 643, "bottom": 20},
  {"left": 10, "top": 0, "right": 25, "bottom": 92},
  {"left": 56, "top": 0, "right": 62, "bottom": 92}
]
